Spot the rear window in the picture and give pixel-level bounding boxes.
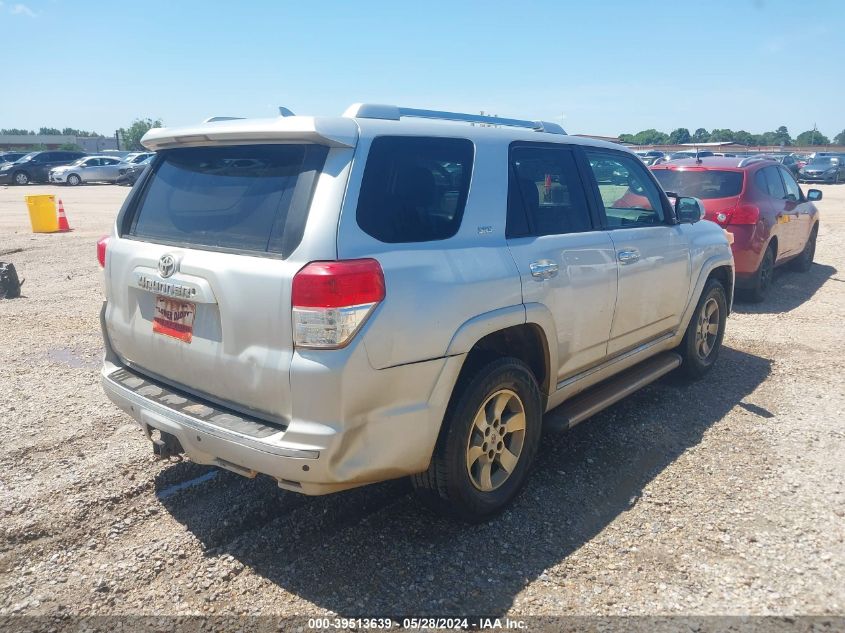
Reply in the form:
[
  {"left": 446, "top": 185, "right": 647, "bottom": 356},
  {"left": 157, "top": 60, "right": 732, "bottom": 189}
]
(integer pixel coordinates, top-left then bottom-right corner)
[
  {"left": 127, "top": 144, "right": 328, "bottom": 257},
  {"left": 652, "top": 169, "right": 744, "bottom": 199},
  {"left": 356, "top": 136, "right": 474, "bottom": 243}
]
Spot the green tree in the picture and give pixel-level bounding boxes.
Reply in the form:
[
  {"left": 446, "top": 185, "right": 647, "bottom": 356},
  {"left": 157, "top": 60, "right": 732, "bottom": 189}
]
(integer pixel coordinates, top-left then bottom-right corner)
[
  {"left": 38, "top": 127, "right": 62, "bottom": 135},
  {"left": 668, "top": 127, "right": 691, "bottom": 144},
  {"left": 118, "top": 117, "right": 163, "bottom": 151},
  {"left": 761, "top": 126, "right": 792, "bottom": 146},
  {"left": 708, "top": 128, "right": 735, "bottom": 142},
  {"left": 62, "top": 128, "right": 99, "bottom": 137},
  {"left": 692, "top": 128, "right": 709, "bottom": 142},
  {"left": 627, "top": 129, "right": 669, "bottom": 145},
  {"left": 833, "top": 129, "right": 845, "bottom": 145},
  {"left": 1, "top": 128, "right": 34, "bottom": 135},
  {"left": 732, "top": 130, "right": 755, "bottom": 146},
  {"left": 795, "top": 130, "right": 830, "bottom": 146}
]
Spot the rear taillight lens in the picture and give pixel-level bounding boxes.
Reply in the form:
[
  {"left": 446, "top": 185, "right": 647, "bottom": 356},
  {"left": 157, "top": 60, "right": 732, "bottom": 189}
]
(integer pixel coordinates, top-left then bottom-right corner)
[
  {"left": 292, "top": 258, "right": 385, "bottom": 349},
  {"left": 728, "top": 204, "right": 760, "bottom": 225},
  {"left": 96, "top": 236, "right": 109, "bottom": 268}
]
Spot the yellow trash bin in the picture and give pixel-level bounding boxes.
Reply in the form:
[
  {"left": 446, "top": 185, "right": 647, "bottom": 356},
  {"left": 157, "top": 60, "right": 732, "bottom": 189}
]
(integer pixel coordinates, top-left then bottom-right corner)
[{"left": 25, "top": 195, "right": 59, "bottom": 233}]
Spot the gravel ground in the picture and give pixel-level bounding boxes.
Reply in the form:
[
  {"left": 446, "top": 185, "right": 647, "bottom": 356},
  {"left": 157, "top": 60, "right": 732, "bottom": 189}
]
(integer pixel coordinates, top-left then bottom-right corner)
[{"left": 0, "top": 182, "right": 843, "bottom": 620}]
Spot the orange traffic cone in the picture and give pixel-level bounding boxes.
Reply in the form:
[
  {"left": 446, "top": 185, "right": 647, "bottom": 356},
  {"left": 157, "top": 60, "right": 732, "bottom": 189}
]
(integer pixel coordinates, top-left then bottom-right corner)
[{"left": 57, "top": 199, "right": 72, "bottom": 232}]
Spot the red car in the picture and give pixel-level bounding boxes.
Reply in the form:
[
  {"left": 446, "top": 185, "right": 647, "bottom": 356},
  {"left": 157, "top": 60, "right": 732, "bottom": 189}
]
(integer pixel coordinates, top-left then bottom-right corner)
[{"left": 651, "top": 157, "right": 822, "bottom": 301}]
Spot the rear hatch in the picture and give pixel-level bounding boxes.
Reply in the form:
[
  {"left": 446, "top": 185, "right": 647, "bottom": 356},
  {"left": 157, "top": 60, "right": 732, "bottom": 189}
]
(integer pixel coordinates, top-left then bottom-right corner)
[
  {"left": 652, "top": 167, "right": 744, "bottom": 225},
  {"left": 104, "top": 142, "right": 342, "bottom": 422}
]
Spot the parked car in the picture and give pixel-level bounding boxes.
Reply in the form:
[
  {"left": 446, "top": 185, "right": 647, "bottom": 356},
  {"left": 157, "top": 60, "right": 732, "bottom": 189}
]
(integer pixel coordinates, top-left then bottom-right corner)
[
  {"left": 120, "top": 152, "right": 155, "bottom": 165},
  {"left": 99, "top": 104, "right": 734, "bottom": 520},
  {"left": 0, "top": 150, "right": 87, "bottom": 185},
  {"left": 49, "top": 155, "right": 124, "bottom": 185},
  {"left": 635, "top": 150, "right": 667, "bottom": 166},
  {"left": 798, "top": 155, "right": 845, "bottom": 184},
  {"left": 116, "top": 155, "right": 153, "bottom": 185},
  {"left": 668, "top": 150, "right": 715, "bottom": 161},
  {"left": 652, "top": 156, "right": 821, "bottom": 302},
  {"left": 0, "top": 151, "right": 25, "bottom": 166}
]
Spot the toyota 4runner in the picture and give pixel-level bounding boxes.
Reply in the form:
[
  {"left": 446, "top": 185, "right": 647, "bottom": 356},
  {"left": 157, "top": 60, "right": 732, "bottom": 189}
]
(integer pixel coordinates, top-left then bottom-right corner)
[{"left": 99, "top": 104, "right": 734, "bottom": 520}]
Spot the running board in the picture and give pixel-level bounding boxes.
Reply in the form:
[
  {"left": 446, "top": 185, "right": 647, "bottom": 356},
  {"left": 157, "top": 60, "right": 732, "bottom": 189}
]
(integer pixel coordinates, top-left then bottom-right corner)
[{"left": 545, "top": 352, "right": 682, "bottom": 432}]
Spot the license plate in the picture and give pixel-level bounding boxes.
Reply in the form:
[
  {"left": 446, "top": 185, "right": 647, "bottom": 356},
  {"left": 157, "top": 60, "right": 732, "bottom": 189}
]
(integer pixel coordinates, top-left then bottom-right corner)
[{"left": 153, "top": 296, "right": 196, "bottom": 343}]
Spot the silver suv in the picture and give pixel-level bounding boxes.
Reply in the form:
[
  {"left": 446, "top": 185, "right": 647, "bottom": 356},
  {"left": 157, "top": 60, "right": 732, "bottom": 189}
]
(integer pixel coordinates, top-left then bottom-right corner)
[{"left": 100, "top": 104, "right": 734, "bottom": 520}]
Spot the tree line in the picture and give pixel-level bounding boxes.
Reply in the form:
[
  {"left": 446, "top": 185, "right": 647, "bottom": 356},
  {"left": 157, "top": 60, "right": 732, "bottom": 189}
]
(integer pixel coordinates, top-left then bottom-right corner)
[
  {"left": 1, "top": 118, "right": 164, "bottom": 152},
  {"left": 0, "top": 127, "right": 102, "bottom": 137},
  {"left": 619, "top": 126, "right": 845, "bottom": 147}
]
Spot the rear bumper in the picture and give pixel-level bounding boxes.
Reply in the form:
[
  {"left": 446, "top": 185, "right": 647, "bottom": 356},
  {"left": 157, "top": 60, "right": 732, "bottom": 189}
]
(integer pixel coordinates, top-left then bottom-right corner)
[
  {"left": 100, "top": 304, "right": 463, "bottom": 495},
  {"left": 798, "top": 174, "right": 835, "bottom": 183}
]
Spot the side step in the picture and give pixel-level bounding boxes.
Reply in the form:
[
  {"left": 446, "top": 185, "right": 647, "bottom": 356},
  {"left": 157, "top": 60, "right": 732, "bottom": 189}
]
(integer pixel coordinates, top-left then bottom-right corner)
[{"left": 545, "top": 352, "right": 682, "bottom": 432}]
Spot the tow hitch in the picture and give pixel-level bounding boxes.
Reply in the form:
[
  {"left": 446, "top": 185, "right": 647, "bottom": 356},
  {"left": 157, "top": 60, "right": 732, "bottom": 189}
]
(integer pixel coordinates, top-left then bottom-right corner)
[{"left": 151, "top": 429, "right": 184, "bottom": 460}]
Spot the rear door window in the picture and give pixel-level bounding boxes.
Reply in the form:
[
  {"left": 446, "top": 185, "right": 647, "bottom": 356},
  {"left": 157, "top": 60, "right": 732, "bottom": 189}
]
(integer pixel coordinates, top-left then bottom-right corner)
[
  {"left": 507, "top": 144, "right": 593, "bottom": 237},
  {"left": 759, "top": 166, "right": 786, "bottom": 199},
  {"left": 355, "top": 136, "right": 474, "bottom": 243},
  {"left": 127, "top": 144, "right": 328, "bottom": 257}
]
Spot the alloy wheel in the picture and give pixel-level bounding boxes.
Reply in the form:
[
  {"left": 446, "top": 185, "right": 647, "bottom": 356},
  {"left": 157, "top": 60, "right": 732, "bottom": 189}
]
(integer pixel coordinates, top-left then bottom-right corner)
[
  {"left": 695, "top": 297, "right": 720, "bottom": 359},
  {"left": 465, "top": 389, "right": 526, "bottom": 492}
]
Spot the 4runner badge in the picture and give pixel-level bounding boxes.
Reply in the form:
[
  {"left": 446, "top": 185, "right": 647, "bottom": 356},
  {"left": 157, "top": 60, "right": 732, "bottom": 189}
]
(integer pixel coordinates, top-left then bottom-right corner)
[{"left": 158, "top": 254, "right": 178, "bottom": 278}]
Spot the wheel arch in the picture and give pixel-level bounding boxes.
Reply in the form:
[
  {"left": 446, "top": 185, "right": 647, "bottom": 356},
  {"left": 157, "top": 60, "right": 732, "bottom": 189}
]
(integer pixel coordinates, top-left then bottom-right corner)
[
  {"left": 706, "top": 265, "right": 734, "bottom": 315},
  {"left": 677, "top": 253, "right": 734, "bottom": 343},
  {"left": 445, "top": 304, "right": 556, "bottom": 400}
]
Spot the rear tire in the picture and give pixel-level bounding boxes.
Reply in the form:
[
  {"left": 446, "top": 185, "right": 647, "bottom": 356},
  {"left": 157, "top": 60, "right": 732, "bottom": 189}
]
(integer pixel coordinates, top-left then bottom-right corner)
[
  {"left": 745, "top": 244, "right": 775, "bottom": 303},
  {"left": 675, "top": 278, "right": 727, "bottom": 381},
  {"left": 412, "top": 357, "right": 542, "bottom": 522},
  {"left": 790, "top": 224, "right": 817, "bottom": 272}
]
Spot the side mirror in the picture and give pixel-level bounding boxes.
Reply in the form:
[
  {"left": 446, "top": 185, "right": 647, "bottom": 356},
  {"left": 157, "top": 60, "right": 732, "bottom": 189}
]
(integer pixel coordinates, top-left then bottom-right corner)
[
  {"left": 807, "top": 189, "right": 823, "bottom": 202},
  {"left": 676, "top": 196, "right": 705, "bottom": 223}
]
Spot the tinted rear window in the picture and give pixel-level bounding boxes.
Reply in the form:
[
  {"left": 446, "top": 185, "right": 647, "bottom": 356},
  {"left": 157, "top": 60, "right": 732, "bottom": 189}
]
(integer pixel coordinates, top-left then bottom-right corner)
[
  {"left": 356, "top": 136, "right": 474, "bottom": 243},
  {"left": 652, "top": 169, "right": 744, "bottom": 199},
  {"left": 127, "top": 144, "right": 328, "bottom": 257}
]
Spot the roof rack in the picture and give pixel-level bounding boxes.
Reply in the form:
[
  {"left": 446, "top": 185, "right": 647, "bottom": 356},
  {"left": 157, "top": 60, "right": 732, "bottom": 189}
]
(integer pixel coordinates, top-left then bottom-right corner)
[
  {"left": 343, "top": 103, "right": 566, "bottom": 135},
  {"left": 203, "top": 116, "right": 245, "bottom": 123},
  {"left": 737, "top": 156, "right": 773, "bottom": 167}
]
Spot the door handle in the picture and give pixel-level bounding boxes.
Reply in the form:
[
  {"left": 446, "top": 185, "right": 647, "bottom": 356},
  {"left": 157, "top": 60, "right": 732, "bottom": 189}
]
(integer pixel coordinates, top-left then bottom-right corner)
[
  {"left": 617, "top": 249, "right": 640, "bottom": 264},
  {"left": 529, "top": 260, "right": 559, "bottom": 279}
]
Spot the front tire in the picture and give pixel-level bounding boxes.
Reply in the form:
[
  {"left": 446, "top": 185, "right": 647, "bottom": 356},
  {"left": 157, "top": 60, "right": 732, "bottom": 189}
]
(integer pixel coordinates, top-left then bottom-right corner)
[
  {"left": 66, "top": 174, "right": 81, "bottom": 186},
  {"left": 13, "top": 171, "right": 29, "bottom": 185},
  {"left": 675, "top": 278, "right": 727, "bottom": 381},
  {"left": 412, "top": 357, "right": 542, "bottom": 521}
]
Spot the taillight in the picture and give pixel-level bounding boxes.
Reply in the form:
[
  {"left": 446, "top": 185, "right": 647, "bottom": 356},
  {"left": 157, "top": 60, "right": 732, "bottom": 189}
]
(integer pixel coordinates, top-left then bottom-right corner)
[
  {"left": 96, "top": 236, "right": 109, "bottom": 268},
  {"left": 292, "top": 258, "right": 385, "bottom": 349},
  {"left": 728, "top": 204, "right": 760, "bottom": 225}
]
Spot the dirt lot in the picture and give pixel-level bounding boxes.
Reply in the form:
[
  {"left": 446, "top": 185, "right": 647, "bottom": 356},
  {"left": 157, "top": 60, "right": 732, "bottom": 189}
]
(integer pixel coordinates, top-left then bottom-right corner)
[{"left": 0, "top": 182, "right": 843, "bottom": 619}]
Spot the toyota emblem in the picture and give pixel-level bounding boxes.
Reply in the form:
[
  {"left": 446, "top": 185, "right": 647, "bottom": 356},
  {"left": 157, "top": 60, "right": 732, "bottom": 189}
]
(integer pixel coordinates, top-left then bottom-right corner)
[{"left": 158, "top": 254, "right": 177, "bottom": 278}]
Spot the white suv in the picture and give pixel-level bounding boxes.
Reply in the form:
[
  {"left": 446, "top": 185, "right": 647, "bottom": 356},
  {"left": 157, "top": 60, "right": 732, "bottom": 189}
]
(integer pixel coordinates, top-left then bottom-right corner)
[{"left": 99, "top": 104, "right": 733, "bottom": 520}]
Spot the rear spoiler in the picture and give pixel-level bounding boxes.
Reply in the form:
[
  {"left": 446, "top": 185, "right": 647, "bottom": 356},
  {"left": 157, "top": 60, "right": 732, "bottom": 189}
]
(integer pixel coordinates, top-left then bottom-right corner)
[{"left": 141, "top": 116, "right": 358, "bottom": 151}]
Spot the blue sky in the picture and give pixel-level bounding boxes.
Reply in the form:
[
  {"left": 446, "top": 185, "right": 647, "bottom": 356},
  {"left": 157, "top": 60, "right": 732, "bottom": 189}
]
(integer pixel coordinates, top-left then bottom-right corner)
[{"left": 1, "top": 0, "right": 843, "bottom": 138}]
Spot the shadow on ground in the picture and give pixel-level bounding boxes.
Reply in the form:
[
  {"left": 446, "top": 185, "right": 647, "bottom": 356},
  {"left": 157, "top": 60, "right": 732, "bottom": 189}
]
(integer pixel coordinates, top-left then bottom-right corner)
[
  {"left": 733, "top": 263, "right": 835, "bottom": 314},
  {"left": 158, "top": 346, "right": 771, "bottom": 616}
]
